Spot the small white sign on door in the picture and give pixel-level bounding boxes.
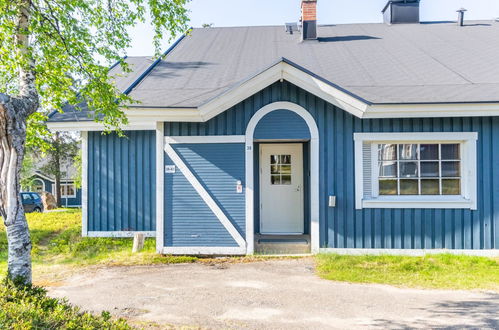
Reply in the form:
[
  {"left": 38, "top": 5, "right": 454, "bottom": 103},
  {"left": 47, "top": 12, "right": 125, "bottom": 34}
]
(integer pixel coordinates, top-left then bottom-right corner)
[{"left": 165, "top": 165, "right": 176, "bottom": 173}]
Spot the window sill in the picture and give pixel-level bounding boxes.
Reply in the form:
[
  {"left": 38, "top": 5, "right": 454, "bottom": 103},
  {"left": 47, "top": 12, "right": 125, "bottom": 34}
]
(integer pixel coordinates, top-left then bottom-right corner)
[{"left": 360, "top": 196, "right": 476, "bottom": 210}]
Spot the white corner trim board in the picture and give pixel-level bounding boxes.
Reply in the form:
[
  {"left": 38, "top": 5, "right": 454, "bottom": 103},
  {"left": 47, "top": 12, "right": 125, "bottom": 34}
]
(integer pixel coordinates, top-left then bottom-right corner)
[
  {"left": 81, "top": 131, "right": 88, "bottom": 237},
  {"left": 164, "top": 143, "right": 247, "bottom": 248},
  {"left": 162, "top": 246, "right": 247, "bottom": 255},
  {"left": 155, "top": 123, "right": 165, "bottom": 253},
  {"left": 87, "top": 231, "right": 156, "bottom": 238},
  {"left": 245, "top": 101, "right": 320, "bottom": 254},
  {"left": 354, "top": 132, "right": 478, "bottom": 210}
]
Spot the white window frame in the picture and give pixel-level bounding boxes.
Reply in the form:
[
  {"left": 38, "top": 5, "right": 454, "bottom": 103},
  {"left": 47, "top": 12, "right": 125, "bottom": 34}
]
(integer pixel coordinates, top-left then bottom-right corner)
[
  {"left": 52, "top": 182, "right": 77, "bottom": 198},
  {"left": 354, "top": 132, "right": 477, "bottom": 210}
]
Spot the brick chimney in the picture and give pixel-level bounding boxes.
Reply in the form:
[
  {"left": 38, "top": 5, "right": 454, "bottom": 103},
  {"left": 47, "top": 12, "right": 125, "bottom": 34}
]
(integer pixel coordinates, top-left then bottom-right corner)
[{"left": 301, "top": 0, "right": 317, "bottom": 40}]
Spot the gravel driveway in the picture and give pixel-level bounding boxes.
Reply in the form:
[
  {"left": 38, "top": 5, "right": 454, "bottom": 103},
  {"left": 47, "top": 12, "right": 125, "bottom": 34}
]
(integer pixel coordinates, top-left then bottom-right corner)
[{"left": 48, "top": 258, "right": 499, "bottom": 329}]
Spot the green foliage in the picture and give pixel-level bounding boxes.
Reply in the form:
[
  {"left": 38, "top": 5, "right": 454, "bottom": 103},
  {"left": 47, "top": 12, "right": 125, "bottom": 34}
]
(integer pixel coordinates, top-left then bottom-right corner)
[
  {"left": 0, "top": 210, "right": 197, "bottom": 276},
  {"left": 73, "top": 150, "right": 82, "bottom": 189},
  {"left": 0, "top": 279, "right": 132, "bottom": 329},
  {"left": 20, "top": 154, "right": 37, "bottom": 190},
  {"left": 315, "top": 253, "right": 499, "bottom": 291},
  {"left": 0, "top": 0, "right": 190, "bottom": 134}
]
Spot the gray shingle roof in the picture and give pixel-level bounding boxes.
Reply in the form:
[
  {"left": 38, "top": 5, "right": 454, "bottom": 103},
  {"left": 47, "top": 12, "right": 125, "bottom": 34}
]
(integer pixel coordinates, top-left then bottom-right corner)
[{"left": 49, "top": 21, "right": 499, "bottom": 122}]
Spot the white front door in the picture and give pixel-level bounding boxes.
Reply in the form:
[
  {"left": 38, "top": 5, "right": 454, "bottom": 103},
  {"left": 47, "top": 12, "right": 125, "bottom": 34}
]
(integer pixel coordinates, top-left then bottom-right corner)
[{"left": 260, "top": 143, "right": 304, "bottom": 234}]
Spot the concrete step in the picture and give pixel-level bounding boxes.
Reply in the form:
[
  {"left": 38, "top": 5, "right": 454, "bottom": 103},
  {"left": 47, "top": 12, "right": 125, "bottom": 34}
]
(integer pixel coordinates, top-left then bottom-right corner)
[{"left": 254, "top": 235, "right": 311, "bottom": 255}]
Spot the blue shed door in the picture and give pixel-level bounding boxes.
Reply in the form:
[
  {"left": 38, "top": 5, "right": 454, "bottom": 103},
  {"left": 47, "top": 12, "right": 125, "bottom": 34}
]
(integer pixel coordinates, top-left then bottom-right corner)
[{"left": 164, "top": 142, "right": 246, "bottom": 253}]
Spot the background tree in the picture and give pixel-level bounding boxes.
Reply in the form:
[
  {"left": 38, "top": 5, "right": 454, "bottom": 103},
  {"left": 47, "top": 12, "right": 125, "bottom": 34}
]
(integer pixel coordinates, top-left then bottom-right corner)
[
  {"left": 0, "top": 0, "right": 189, "bottom": 284},
  {"left": 38, "top": 132, "right": 79, "bottom": 207}
]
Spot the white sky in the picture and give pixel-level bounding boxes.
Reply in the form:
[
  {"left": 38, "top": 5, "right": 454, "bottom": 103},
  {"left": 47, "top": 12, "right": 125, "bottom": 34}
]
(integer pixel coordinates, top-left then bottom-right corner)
[{"left": 126, "top": 0, "right": 499, "bottom": 56}]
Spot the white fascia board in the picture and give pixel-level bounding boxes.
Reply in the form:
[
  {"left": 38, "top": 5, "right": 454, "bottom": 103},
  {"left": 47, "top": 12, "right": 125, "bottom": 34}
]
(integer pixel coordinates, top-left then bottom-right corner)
[
  {"left": 198, "top": 63, "right": 283, "bottom": 121},
  {"left": 282, "top": 63, "right": 369, "bottom": 118},
  {"left": 47, "top": 121, "right": 157, "bottom": 132},
  {"left": 366, "top": 103, "right": 499, "bottom": 118}
]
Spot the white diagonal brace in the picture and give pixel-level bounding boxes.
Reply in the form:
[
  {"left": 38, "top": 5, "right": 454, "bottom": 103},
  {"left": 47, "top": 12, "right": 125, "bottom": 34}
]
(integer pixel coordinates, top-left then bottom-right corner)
[{"left": 164, "top": 143, "right": 246, "bottom": 248}]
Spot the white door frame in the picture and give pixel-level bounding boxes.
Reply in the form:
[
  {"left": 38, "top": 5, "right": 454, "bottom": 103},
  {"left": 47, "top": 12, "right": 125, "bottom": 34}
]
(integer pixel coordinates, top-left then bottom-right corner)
[{"left": 245, "top": 101, "right": 320, "bottom": 254}]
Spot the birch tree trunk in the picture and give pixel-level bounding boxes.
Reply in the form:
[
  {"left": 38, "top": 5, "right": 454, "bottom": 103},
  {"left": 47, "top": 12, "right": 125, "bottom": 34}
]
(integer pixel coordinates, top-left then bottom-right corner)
[{"left": 0, "top": 0, "right": 39, "bottom": 284}]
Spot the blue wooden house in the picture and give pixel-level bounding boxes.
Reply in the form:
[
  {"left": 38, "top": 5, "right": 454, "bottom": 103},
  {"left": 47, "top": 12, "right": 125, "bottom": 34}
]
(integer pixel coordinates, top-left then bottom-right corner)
[
  {"left": 47, "top": 1, "right": 499, "bottom": 254},
  {"left": 27, "top": 171, "right": 82, "bottom": 208}
]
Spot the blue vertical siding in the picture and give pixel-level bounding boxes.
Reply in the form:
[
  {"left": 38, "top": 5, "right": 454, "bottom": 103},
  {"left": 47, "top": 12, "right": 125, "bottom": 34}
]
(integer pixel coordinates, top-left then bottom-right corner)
[
  {"left": 164, "top": 143, "right": 245, "bottom": 247},
  {"left": 88, "top": 131, "right": 156, "bottom": 232},
  {"left": 254, "top": 110, "right": 310, "bottom": 140},
  {"left": 165, "top": 80, "right": 498, "bottom": 250}
]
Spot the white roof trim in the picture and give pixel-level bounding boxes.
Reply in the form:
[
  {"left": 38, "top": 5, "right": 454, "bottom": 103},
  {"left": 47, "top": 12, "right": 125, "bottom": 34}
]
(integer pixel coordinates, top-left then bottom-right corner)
[{"left": 46, "top": 60, "right": 499, "bottom": 131}]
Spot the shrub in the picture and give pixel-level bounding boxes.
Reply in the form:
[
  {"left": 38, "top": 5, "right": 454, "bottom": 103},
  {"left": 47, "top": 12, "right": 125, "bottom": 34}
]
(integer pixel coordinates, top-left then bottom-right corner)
[{"left": 0, "top": 279, "right": 132, "bottom": 329}]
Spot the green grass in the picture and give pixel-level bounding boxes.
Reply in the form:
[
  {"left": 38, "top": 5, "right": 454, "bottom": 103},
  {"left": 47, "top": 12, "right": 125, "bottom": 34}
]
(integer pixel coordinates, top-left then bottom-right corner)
[
  {"left": 316, "top": 253, "right": 499, "bottom": 291},
  {"left": 0, "top": 209, "right": 196, "bottom": 281},
  {"left": 0, "top": 279, "right": 132, "bottom": 329}
]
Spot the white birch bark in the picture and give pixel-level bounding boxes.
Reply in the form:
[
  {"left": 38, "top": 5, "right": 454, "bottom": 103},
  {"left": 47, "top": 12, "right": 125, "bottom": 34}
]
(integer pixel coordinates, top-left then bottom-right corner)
[{"left": 0, "top": 0, "right": 39, "bottom": 284}]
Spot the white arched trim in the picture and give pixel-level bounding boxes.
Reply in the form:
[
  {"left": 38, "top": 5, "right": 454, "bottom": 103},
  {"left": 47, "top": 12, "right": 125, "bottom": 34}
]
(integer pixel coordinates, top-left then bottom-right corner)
[
  {"left": 245, "top": 101, "right": 320, "bottom": 254},
  {"left": 31, "top": 178, "right": 45, "bottom": 192}
]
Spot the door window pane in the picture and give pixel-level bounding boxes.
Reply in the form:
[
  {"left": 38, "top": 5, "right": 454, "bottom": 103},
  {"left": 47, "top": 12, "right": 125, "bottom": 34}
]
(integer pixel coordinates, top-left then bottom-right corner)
[
  {"left": 271, "top": 175, "right": 281, "bottom": 185},
  {"left": 270, "top": 154, "right": 292, "bottom": 185},
  {"left": 379, "top": 179, "right": 398, "bottom": 195},
  {"left": 281, "top": 175, "right": 291, "bottom": 185},
  {"left": 400, "top": 179, "right": 418, "bottom": 195}
]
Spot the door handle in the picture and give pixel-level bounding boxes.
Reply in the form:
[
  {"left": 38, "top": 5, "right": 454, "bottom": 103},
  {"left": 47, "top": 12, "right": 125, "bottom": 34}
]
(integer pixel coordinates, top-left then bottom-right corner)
[{"left": 296, "top": 185, "right": 301, "bottom": 192}]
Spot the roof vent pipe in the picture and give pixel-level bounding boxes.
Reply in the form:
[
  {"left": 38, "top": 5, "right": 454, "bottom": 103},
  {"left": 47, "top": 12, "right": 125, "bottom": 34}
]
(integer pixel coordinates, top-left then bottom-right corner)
[
  {"left": 457, "top": 8, "right": 467, "bottom": 26},
  {"left": 301, "top": 0, "right": 317, "bottom": 40}
]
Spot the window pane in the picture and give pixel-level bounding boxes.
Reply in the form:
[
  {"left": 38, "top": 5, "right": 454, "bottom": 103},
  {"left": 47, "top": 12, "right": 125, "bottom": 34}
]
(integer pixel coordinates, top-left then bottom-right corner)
[
  {"left": 271, "top": 175, "right": 281, "bottom": 185},
  {"left": 399, "top": 162, "right": 418, "bottom": 178},
  {"left": 280, "top": 155, "right": 291, "bottom": 164},
  {"left": 400, "top": 179, "right": 418, "bottom": 195},
  {"left": 399, "top": 144, "right": 418, "bottom": 160},
  {"left": 441, "top": 161, "right": 460, "bottom": 177},
  {"left": 420, "top": 144, "right": 439, "bottom": 160},
  {"left": 22, "top": 194, "right": 32, "bottom": 201},
  {"left": 281, "top": 165, "right": 291, "bottom": 175},
  {"left": 270, "top": 155, "right": 278, "bottom": 164},
  {"left": 442, "top": 179, "right": 460, "bottom": 195},
  {"left": 67, "top": 185, "right": 75, "bottom": 196},
  {"left": 271, "top": 165, "right": 280, "bottom": 174},
  {"left": 281, "top": 175, "right": 291, "bottom": 185},
  {"left": 421, "top": 179, "right": 440, "bottom": 195},
  {"left": 441, "top": 144, "right": 460, "bottom": 160},
  {"left": 379, "top": 179, "right": 398, "bottom": 195},
  {"left": 379, "top": 162, "right": 397, "bottom": 177},
  {"left": 420, "top": 162, "right": 439, "bottom": 177},
  {"left": 378, "top": 144, "right": 397, "bottom": 161}
]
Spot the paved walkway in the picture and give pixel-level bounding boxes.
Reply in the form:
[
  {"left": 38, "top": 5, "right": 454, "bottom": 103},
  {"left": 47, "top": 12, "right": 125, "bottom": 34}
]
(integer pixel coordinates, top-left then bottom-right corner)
[{"left": 48, "top": 258, "right": 499, "bottom": 329}]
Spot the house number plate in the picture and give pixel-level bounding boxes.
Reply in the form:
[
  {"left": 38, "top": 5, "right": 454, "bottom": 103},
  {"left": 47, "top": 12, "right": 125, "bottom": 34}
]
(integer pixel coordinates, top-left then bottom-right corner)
[{"left": 165, "top": 165, "right": 176, "bottom": 173}]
